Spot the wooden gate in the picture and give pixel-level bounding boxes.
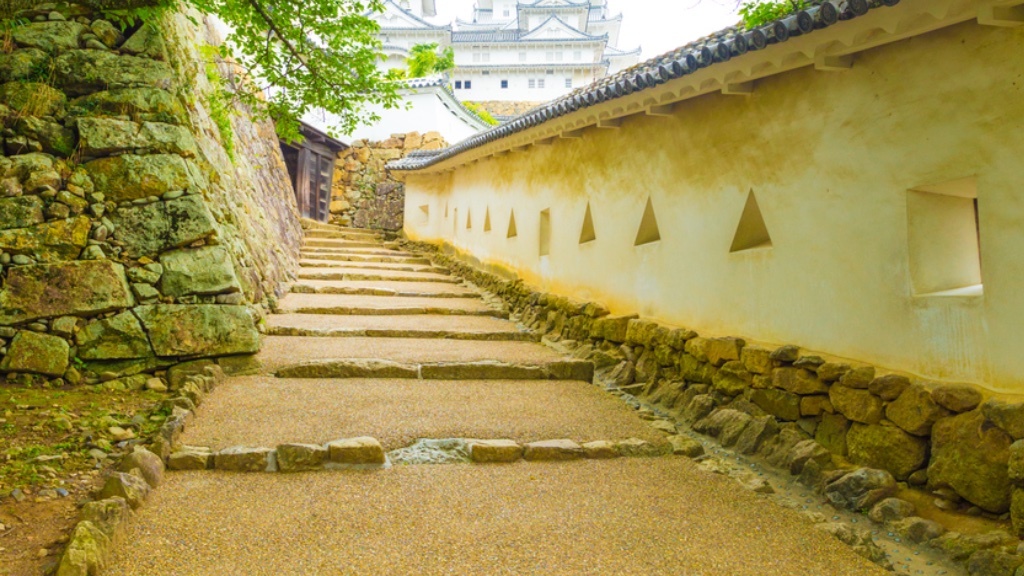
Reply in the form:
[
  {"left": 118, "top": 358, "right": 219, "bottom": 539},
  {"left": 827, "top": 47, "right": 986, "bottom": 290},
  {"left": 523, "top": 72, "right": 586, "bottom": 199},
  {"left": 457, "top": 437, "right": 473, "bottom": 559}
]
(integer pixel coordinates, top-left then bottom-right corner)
[{"left": 281, "top": 123, "right": 347, "bottom": 222}]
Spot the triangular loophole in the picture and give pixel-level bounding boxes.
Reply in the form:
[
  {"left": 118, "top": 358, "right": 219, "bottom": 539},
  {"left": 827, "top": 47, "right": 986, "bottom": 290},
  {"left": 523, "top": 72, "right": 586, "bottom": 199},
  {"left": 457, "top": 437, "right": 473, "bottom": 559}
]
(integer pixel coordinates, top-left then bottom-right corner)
[
  {"left": 579, "top": 202, "right": 596, "bottom": 244},
  {"left": 467, "top": 210, "right": 472, "bottom": 229},
  {"left": 507, "top": 209, "right": 518, "bottom": 238},
  {"left": 418, "top": 205, "right": 429, "bottom": 223},
  {"left": 634, "top": 196, "right": 661, "bottom": 246},
  {"left": 484, "top": 207, "right": 492, "bottom": 232},
  {"left": 730, "top": 189, "right": 773, "bottom": 252}
]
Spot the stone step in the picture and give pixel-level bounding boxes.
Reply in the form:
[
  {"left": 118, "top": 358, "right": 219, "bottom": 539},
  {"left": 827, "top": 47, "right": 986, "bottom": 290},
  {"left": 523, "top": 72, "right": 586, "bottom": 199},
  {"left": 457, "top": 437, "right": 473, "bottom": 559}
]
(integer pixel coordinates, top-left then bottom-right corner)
[
  {"left": 298, "top": 268, "right": 459, "bottom": 283},
  {"left": 298, "top": 259, "right": 448, "bottom": 274},
  {"left": 105, "top": 459, "right": 882, "bottom": 576},
  {"left": 305, "top": 229, "right": 383, "bottom": 241},
  {"left": 303, "top": 239, "right": 385, "bottom": 250},
  {"left": 290, "top": 280, "right": 479, "bottom": 299},
  {"left": 301, "top": 247, "right": 420, "bottom": 258},
  {"left": 297, "top": 252, "right": 432, "bottom": 265},
  {"left": 266, "top": 314, "right": 534, "bottom": 341},
  {"left": 176, "top": 376, "right": 664, "bottom": 451},
  {"left": 256, "top": 336, "right": 594, "bottom": 381},
  {"left": 275, "top": 293, "right": 504, "bottom": 317}
]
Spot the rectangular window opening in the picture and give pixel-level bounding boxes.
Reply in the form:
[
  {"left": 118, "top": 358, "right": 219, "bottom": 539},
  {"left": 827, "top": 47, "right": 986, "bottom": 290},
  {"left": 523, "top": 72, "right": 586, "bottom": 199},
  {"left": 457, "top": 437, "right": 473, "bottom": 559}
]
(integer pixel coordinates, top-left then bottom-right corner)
[
  {"left": 501, "top": 80, "right": 509, "bottom": 89},
  {"left": 906, "top": 176, "right": 983, "bottom": 297},
  {"left": 539, "top": 209, "right": 551, "bottom": 257}
]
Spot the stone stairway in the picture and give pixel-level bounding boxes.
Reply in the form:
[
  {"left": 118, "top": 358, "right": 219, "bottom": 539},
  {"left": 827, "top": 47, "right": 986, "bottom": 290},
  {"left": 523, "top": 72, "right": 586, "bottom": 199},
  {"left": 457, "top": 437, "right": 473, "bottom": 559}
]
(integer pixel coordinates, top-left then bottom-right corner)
[{"left": 100, "top": 224, "right": 888, "bottom": 575}]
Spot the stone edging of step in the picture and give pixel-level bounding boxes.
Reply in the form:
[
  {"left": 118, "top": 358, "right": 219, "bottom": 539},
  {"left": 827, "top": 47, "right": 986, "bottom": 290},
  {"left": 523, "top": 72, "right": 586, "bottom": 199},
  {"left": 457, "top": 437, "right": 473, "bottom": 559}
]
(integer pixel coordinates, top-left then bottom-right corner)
[
  {"left": 265, "top": 326, "right": 541, "bottom": 342},
  {"left": 165, "top": 436, "right": 694, "bottom": 473},
  {"left": 53, "top": 364, "right": 227, "bottom": 575},
  {"left": 273, "top": 359, "right": 594, "bottom": 381}
]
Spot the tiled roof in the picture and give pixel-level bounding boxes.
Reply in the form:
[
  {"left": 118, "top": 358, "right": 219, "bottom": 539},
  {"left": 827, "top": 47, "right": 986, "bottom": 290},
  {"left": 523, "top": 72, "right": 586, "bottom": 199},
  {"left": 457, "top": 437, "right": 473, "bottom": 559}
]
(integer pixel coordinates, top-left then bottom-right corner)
[{"left": 389, "top": 0, "right": 897, "bottom": 172}]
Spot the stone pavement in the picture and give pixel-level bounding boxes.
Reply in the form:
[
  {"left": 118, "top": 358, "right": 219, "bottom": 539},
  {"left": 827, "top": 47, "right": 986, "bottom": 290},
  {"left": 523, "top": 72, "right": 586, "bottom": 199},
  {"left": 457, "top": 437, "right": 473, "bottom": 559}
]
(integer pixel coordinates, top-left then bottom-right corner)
[{"left": 104, "top": 223, "right": 886, "bottom": 575}]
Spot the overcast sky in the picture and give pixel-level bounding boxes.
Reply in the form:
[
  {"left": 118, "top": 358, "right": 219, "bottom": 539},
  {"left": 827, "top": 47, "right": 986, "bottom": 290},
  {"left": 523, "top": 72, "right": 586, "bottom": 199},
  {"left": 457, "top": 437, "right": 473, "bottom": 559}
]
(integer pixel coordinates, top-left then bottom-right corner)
[{"left": 431, "top": 0, "right": 742, "bottom": 59}]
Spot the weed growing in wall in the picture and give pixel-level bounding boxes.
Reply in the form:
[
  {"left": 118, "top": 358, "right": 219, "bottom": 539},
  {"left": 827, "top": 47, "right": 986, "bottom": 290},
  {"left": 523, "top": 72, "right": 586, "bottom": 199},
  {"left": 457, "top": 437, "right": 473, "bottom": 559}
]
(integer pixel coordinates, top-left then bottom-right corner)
[
  {"left": 738, "top": 0, "right": 808, "bottom": 29},
  {"left": 202, "top": 54, "right": 237, "bottom": 162}
]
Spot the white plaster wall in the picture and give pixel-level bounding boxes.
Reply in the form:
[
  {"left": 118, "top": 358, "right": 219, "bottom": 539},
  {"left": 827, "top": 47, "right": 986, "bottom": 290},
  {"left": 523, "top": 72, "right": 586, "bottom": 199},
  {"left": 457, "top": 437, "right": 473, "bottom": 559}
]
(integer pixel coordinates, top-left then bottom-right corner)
[
  {"left": 349, "top": 90, "right": 482, "bottom": 142},
  {"left": 403, "top": 21, "right": 1024, "bottom": 392}
]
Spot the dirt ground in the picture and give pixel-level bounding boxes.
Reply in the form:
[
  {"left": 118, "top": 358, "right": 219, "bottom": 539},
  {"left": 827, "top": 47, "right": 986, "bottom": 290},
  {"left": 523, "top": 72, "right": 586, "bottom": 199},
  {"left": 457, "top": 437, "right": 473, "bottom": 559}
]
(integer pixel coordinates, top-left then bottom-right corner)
[{"left": 0, "top": 378, "right": 167, "bottom": 576}]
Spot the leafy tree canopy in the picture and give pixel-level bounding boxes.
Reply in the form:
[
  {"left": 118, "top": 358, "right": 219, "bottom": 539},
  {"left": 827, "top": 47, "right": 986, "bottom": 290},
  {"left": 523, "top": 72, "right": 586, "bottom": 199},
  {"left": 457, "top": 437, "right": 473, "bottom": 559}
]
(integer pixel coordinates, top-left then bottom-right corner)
[
  {"left": 406, "top": 42, "right": 454, "bottom": 78},
  {"left": 65, "top": 0, "right": 402, "bottom": 143}
]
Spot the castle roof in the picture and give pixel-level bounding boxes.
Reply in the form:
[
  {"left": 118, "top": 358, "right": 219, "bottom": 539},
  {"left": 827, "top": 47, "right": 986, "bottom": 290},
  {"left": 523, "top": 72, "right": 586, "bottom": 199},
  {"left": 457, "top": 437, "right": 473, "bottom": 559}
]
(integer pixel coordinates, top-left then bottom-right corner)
[{"left": 388, "top": 1, "right": 920, "bottom": 172}]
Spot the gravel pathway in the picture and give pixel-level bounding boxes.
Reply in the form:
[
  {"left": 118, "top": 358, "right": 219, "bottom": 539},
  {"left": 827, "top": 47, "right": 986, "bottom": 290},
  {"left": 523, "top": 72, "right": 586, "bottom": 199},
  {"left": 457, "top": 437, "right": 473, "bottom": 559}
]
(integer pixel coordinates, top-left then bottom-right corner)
[
  {"left": 182, "top": 377, "right": 666, "bottom": 450},
  {"left": 106, "top": 460, "right": 886, "bottom": 576},
  {"left": 115, "top": 226, "right": 891, "bottom": 575}
]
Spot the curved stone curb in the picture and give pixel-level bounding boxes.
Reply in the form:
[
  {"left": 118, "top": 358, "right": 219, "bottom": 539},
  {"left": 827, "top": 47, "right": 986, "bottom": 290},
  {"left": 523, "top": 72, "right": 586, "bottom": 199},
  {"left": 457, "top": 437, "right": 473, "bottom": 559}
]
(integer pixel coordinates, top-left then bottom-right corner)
[
  {"left": 283, "top": 305, "right": 508, "bottom": 319},
  {"left": 274, "top": 359, "right": 594, "bottom": 381},
  {"left": 289, "top": 285, "right": 479, "bottom": 299},
  {"left": 166, "top": 437, "right": 679, "bottom": 474},
  {"left": 266, "top": 326, "right": 541, "bottom": 342},
  {"left": 297, "top": 272, "right": 461, "bottom": 284}
]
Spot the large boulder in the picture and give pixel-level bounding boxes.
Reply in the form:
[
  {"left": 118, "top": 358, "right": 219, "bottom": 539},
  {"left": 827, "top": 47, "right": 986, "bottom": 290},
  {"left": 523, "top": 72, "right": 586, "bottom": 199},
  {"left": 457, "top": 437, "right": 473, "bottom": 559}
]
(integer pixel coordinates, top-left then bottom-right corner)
[
  {"left": 0, "top": 195, "right": 44, "bottom": 230},
  {"left": 117, "top": 447, "right": 164, "bottom": 488},
  {"left": 589, "top": 315, "right": 634, "bottom": 343},
  {"left": 931, "top": 385, "right": 982, "bottom": 413},
  {"left": 69, "top": 88, "right": 186, "bottom": 124},
  {"left": 981, "top": 400, "right": 1024, "bottom": 440},
  {"left": 85, "top": 154, "right": 191, "bottom": 201},
  {"left": 54, "top": 49, "right": 173, "bottom": 96},
  {"left": 55, "top": 521, "right": 110, "bottom": 576},
  {"left": 120, "top": 22, "right": 166, "bottom": 59},
  {"left": 12, "top": 115, "right": 77, "bottom": 156},
  {"left": 76, "top": 311, "right": 153, "bottom": 360},
  {"left": 12, "top": 21, "right": 84, "bottom": 54},
  {"left": 0, "top": 260, "right": 133, "bottom": 325},
  {"left": 823, "top": 468, "right": 897, "bottom": 511},
  {"left": 80, "top": 497, "right": 132, "bottom": 539},
  {"left": 158, "top": 246, "right": 240, "bottom": 298},
  {"left": 0, "top": 216, "right": 90, "bottom": 262},
  {"left": 829, "top": 385, "right": 883, "bottom": 424},
  {"left": 846, "top": 422, "right": 928, "bottom": 480},
  {"left": 815, "top": 413, "right": 851, "bottom": 456},
  {"left": 711, "top": 361, "right": 751, "bottom": 396},
  {"left": 734, "top": 415, "right": 779, "bottom": 454},
  {"left": 0, "top": 330, "right": 69, "bottom": 376},
  {"left": 773, "top": 367, "right": 828, "bottom": 394},
  {"left": 928, "top": 410, "right": 1012, "bottom": 513},
  {"left": 110, "top": 195, "right": 217, "bottom": 258},
  {"left": 750, "top": 388, "right": 801, "bottom": 421},
  {"left": 0, "top": 48, "right": 50, "bottom": 83},
  {"left": 0, "top": 81, "right": 66, "bottom": 117},
  {"left": 885, "top": 384, "right": 950, "bottom": 436},
  {"left": 134, "top": 304, "right": 260, "bottom": 357},
  {"left": 78, "top": 118, "right": 196, "bottom": 158}
]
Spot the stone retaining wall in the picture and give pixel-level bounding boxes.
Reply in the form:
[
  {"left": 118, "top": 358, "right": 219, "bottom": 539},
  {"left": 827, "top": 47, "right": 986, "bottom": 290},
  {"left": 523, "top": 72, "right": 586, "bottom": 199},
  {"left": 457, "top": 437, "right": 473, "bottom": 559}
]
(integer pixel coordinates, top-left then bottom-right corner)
[
  {"left": 330, "top": 132, "right": 447, "bottom": 230},
  {"left": 408, "top": 240, "right": 1024, "bottom": 537},
  {"left": 0, "top": 4, "right": 301, "bottom": 383}
]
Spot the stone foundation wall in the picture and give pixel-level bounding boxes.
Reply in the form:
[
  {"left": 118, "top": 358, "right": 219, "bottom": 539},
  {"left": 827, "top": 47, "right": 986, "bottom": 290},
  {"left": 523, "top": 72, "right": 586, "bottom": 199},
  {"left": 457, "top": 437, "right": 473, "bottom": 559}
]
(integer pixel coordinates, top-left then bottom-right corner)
[
  {"left": 331, "top": 132, "right": 446, "bottom": 230},
  {"left": 0, "top": 4, "right": 301, "bottom": 383},
  {"left": 408, "top": 240, "right": 1024, "bottom": 536}
]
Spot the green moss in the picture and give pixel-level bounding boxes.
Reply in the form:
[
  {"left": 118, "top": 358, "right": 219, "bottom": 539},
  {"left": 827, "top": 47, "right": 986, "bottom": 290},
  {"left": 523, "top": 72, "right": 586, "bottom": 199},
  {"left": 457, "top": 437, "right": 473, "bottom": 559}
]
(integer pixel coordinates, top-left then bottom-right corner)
[{"left": 204, "top": 62, "right": 236, "bottom": 162}]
